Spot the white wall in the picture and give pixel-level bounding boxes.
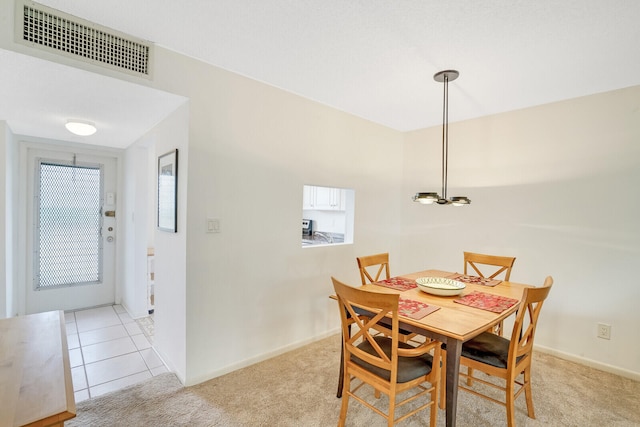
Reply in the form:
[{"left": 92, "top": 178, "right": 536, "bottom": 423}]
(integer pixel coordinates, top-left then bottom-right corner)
[
  {"left": 400, "top": 86, "right": 640, "bottom": 377},
  {"left": 4, "top": 39, "right": 637, "bottom": 384},
  {"left": 120, "top": 130, "right": 166, "bottom": 321},
  {"left": 149, "top": 48, "right": 404, "bottom": 385},
  {"left": 147, "top": 45, "right": 639, "bottom": 383},
  {"left": 0, "top": 121, "right": 9, "bottom": 317},
  {"left": 120, "top": 140, "right": 153, "bottom": 318},
  {"left": 120, "top": 109, "right": 190, "bottom": 382},
  {"left": 1, "top": 122, "right": 19, "bottom": 318},
  {"left": 6, "top": 123, "right": 17, "bottom": 318},
  {"left": 149, "top": 104, "right": 189, "bottom": 383}
]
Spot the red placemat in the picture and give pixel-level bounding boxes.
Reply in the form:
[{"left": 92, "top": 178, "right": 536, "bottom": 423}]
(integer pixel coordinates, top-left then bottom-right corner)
[
  {"left": 374, "top": 276, "right": 417, "bottom": 291},
  {"left": 453, "top": 291, "right": 519, "bottom": 313},
  {"left": 447, "top": 273, "right": 501, "bottom": 287},
  {"left": 399, "top": 298, "right": 440, "bottom": 320}
]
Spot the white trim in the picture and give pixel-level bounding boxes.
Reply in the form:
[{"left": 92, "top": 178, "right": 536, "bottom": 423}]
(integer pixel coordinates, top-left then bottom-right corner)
[{"left": 535, "top": 344, "right": 640, "bottom": 382}]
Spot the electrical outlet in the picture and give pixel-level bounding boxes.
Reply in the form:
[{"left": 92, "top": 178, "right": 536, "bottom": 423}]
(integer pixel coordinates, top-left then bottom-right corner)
[{"left": 597, "top": 323, "right": 611, "bottom": 340}]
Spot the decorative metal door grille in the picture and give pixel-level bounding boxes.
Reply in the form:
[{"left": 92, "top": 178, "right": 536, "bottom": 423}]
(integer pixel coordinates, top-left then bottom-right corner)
[{"left": 35, "top": 160, "right": 103, "bottom": 290}]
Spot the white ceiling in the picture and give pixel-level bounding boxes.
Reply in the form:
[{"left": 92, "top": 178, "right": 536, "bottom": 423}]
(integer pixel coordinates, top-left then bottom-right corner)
[
  {"left": 0, "top": 48, "right": 187, "bottom": 148},
  {"left": 2, "top": 0, "right": 640, "bottom": 148}
]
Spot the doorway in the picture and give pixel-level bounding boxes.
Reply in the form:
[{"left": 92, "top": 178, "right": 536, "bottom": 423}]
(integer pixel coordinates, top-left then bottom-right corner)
[{"left": 25, "top": 146, "right": 118, "bottom": 313}]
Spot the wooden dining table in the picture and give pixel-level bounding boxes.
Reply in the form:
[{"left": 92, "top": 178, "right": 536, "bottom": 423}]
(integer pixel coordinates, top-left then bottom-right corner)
[
  {"left": 334, "top": 269, "right": 531, "bottom": 427},
  {"left": 0, "top": 311, "right": 76, "bottom": 427}
]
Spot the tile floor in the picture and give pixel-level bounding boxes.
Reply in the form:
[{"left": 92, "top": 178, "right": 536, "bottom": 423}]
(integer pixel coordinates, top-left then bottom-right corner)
[{"left": 65, "top": 305, "right": 168, "bottom": 403}]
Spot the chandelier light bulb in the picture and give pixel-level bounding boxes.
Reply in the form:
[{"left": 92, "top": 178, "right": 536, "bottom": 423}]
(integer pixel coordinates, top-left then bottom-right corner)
[{"left": 412, "top": 192, "right": 440, "bottom": 204}]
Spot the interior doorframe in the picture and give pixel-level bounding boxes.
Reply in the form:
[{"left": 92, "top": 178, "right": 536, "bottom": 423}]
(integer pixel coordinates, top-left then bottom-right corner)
[{"left": 17, "top": 137, "right": 124, "bottom": 315}]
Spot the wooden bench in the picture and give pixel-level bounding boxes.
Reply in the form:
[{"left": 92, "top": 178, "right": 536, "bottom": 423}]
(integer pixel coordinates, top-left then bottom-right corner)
[{"left": 0, "top": 311, "right": 76, "bottom": 426}]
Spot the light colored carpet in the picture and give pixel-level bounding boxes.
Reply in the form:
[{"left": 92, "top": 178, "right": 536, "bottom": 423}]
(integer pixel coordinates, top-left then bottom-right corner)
[{"left": 68, "top": 334, "right": 640, "bottom": 426}]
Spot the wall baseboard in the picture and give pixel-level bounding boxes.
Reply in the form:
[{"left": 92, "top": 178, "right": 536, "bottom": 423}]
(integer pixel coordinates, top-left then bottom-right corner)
[
  {"left": 185, "top": 328, "right": 341, "bottom": 386},
  {"left": 535, "top": 344, "right": 640, "bottom": 382},
  {"left": 172, "top": 333, "right": 640, "bottom": 387}
]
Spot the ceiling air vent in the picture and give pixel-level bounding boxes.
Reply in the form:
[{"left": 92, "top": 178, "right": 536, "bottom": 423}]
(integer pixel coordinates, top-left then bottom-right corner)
[{"left": 15, "top": 0, "right": 153, "bottom": 78}]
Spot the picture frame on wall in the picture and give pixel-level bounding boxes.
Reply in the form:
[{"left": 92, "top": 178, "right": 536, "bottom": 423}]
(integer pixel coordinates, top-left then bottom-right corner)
[{"left": 157, "top": 149, "right": 178, "bottom": 232}]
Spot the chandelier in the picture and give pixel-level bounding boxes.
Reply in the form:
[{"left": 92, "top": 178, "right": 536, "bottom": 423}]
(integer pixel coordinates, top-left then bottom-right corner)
[{"left": 413, "top": 70, "right": 471, "bottom": 206}]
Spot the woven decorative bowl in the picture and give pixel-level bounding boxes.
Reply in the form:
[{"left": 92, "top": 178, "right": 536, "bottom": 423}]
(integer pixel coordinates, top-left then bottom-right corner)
[{"left": 415, "top": 277, "right": 466, "bottom": 296}]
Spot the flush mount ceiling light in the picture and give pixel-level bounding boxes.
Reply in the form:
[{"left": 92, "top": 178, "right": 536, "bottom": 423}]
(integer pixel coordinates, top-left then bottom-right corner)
[
  {"left": 65, "top": 119, "right": 97, "bottom": 136},
  {"left": 413, "top": 70, "right": 471, "bottom": 206}
]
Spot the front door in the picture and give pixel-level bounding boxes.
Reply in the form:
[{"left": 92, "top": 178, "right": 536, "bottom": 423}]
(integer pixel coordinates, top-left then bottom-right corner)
[{"left": 25, "top": 147, "right": 117, "bottom": 313}]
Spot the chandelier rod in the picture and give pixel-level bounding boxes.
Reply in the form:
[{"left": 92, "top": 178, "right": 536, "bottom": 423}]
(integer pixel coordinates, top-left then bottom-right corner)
[
  {"left": 441, "top": 72, "right": 449, "bottom": 200},
  {"left": 412, "top": 69, "right": 470, "bottom": 206}
]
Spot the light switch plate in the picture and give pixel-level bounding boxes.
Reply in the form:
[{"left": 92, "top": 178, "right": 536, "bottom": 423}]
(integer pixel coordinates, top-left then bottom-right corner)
[{"left": 207, "top": 218, "right": 220, "bottom": 233}]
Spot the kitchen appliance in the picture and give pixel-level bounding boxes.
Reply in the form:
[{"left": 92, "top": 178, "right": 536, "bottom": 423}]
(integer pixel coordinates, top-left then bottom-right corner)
[{"left": 302, "top": 219, "right": 314, "bottom": 237}]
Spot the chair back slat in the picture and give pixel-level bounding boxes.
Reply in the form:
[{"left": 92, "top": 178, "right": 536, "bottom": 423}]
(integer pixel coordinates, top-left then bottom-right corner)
[
  {"left": 348, "top": 309, "right": 393, "bottom": 365},
  {"left": 510, "top": 276, "right": 553, "bottom": 361},
  {"left": 334, "top": 278, "right": 399, "bottom": 373},
  {"left": 357, "top": 253, "right": 390, "bottom": 284},
  {"left": 464, "top": 251, "right": 516, "bottom": 281},
  {"left": 356, "top": 252, "right": 422, "bottom": 344}
]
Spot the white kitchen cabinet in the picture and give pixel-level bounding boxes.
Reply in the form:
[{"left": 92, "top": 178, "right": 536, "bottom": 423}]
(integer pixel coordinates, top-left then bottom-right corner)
[
  {"left": 303, "top": 185, "right": 345, "bottom": 211},
  {"left": 303, "top": 185, "right": 314, "bottom": 209}
]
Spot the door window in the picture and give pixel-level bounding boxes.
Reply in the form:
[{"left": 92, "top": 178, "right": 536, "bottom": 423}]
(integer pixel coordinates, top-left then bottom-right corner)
[{"left": 34, "top": 159, "right": 104, "bottom": 289}]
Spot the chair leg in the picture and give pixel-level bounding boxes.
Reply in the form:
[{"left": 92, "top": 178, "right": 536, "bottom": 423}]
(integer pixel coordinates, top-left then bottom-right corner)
[
  {"left": 439, "top": 352, "right": 447, "bottom": 410},
  {"left": 430, "top": 382, "right": 438, "bottom": 427},
  {"left": 505, "top": 376, "right": 516, "bottom": 427},
  {"left": 387, "top": 393, "right": 396, "bottom": 427},
  {"left": 466, "top": 367, "right": 475, "bottom": 385},
  {"left": 337, "top": 338, "right": 344, "bottom": 398},
  {"left": 338, "top": 376, "right": 350, "bottom": 427},
  {"left": 337, "top": 324, "right": 352, "bottom": 398},
  {"left": 523, "top": 366, "right": 536, "bottom": 419}
]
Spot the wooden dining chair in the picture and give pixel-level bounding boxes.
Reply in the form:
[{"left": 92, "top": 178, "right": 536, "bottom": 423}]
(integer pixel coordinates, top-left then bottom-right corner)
[
  {"left": 464, "top": 251, "right": 517, "bottom": 336},
  {"left": 356, "top": 253, "right": 420, "bottom": 344},
  {"left": 443, "top": 276, "right": 553, "bottom": 427},
  {"left": 464, "top": 251, "right": 516, "bottom": 281},
  {"left": 357, "top": 253, "right": 391, "bottom": 284},
  {"left": 332, "top": 277, "right": 441, "bottom": 427}
]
